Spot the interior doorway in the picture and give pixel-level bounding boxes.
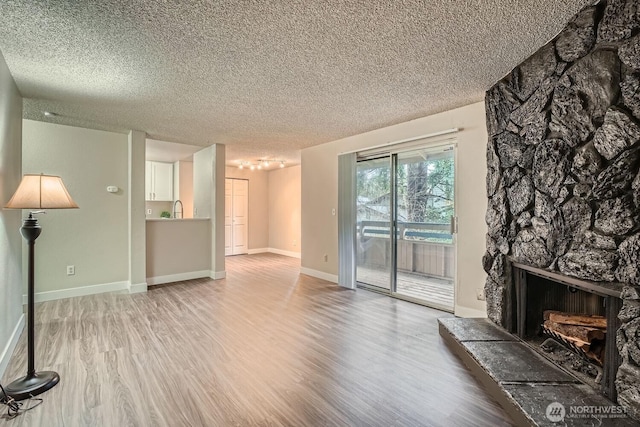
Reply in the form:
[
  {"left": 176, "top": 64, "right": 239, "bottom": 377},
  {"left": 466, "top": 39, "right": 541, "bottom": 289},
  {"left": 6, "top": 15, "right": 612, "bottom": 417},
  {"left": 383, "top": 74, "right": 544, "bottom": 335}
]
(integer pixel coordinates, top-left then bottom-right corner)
[{"left": 225, "top": 178, "right": 248, "bottom": 255}]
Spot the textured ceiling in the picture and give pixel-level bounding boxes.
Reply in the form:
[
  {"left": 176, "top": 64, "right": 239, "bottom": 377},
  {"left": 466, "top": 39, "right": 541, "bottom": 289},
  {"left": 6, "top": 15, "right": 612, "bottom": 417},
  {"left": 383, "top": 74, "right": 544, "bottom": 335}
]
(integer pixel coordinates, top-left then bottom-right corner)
[
  {"left": 146, "top": 138, "right": 201, "bottom": 163},
  {"left": 0, "top": 0, "right": 592, "bottom": 165}
]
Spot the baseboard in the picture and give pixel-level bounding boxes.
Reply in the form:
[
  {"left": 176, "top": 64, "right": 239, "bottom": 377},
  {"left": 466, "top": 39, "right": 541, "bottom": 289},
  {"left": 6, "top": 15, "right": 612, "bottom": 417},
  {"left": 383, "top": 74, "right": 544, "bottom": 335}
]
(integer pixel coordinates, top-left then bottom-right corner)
[
  {"left": 248, "top": 248, "right": 268, "bottom": 254},
  {"left": 147, "top": 271, "right": 209, "bottom": 286},
  {"left": 246, "top": 248, "right": 301, "bottom": 259},
  {"left": 0, "top": 314, "right": 24, "bottom": 380},
  {"left": 210, "top": 270, "right": 226, "bottom": 280},
  {"left": 454, "top": 305, "right": 487, "bottom": 318},
  {"left": 300, "top": 267, "right": 338, "bottom": 284},
  {"left": 23, "top": 281, "right": 130, "bottom": 304},
  {"left": 267, "top": 248, "right": 301, "bottom": 259},
  {"left": 128, "top": 282, "right": 148, "bottom": 293}
]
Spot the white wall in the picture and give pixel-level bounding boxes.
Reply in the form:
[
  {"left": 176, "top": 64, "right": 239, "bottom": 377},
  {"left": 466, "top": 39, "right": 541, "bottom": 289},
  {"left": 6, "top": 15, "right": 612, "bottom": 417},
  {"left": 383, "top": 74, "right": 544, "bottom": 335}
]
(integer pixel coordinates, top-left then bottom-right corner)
[
  {"left": 145, "top": 200, "right": 173, "bottom": 218},
  {"left": 0, "top": 50, "right": 24, "bottom": 378},
  {"left": 301, "top": 102, "right": 488, "bottom": 317},
  {"left": 193, "top": 144, "right": 225, "bottom": 277},
  {"left": 128, "top": 130, "right": 147, "bottom": 293},
  {"left": 268, "top": 165, "right": 301, "bottom": 255},
  {"left": 174, "top": 160, "right": 193, "bottom": 219},
  {"left": 22, "top": 120, "right": 130, "bottom": 293},
  {"left": 225, "top": 167, "right": 269, "bottom": 250}
]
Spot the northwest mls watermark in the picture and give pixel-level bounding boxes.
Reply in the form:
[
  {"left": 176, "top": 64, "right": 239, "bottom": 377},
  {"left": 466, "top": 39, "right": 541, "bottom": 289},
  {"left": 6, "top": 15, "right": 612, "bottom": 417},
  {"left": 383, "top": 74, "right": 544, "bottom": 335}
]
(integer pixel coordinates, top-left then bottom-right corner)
[{"left": 546, "top": 401, "right": 628, "bottom": 422}]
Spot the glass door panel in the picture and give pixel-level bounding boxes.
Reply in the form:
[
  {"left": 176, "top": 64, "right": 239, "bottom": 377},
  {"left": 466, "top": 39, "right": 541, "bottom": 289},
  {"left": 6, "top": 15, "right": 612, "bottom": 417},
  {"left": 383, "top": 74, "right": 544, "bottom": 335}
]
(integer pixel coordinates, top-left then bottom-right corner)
[
  {"left": 356, "top": 157, "right": 392, "bottom": 291},
  {"left": 394, "top": 147, "right": 455, "bottom": 311}
]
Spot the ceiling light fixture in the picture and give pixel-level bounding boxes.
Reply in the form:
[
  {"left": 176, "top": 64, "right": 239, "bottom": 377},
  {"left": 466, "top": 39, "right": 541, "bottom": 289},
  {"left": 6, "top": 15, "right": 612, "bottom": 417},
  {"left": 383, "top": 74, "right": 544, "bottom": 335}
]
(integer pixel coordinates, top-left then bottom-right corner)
[{"left": 237, "top": 159, "right": 286, "bottom": 171}]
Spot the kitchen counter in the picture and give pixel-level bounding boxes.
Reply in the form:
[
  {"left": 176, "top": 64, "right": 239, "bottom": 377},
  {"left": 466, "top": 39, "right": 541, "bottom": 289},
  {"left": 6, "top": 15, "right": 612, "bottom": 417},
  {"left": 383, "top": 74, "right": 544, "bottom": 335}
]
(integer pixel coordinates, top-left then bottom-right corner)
[{"left": 146, "top": 219, "right": 211, "bottom": 285}]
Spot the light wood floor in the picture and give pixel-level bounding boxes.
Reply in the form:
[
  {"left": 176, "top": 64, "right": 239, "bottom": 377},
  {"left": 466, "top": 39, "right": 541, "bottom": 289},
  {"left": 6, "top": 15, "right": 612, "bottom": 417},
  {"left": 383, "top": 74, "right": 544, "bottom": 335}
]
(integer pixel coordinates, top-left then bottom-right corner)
[{"left": 2, "top": 253, "right": 513, "bottom": 426}]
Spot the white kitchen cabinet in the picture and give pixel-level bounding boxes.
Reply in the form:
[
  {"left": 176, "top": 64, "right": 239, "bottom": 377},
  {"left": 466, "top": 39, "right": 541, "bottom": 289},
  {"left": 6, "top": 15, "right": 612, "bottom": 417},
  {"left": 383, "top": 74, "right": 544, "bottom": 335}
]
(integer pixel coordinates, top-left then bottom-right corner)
[{"left": 146, "top": 161, "right": 174, "bottom": 201}]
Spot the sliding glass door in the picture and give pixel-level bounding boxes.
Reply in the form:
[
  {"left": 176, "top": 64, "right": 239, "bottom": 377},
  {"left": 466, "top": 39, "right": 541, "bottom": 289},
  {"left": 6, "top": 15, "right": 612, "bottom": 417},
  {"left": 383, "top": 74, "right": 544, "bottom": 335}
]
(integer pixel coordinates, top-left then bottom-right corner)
[
  {"left": 356, "top": 157, "right": 392, "bottom": 291},
  {"left": 394, "top": 147, "right": 455, "bottom": 311},
  {"left": 355, "top": 144, "right": 456, "bottom": 312}
]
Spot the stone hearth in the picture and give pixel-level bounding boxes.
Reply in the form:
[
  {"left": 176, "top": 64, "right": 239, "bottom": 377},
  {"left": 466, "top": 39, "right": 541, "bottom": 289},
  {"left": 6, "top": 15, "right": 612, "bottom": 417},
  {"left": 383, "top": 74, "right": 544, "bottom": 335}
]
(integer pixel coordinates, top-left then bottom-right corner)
[
  {"left": 439, "top": 318, "right": 637, "bottom": 426},
  {"left": 483, "top": 0, "right": 640, "bottom": 419}
]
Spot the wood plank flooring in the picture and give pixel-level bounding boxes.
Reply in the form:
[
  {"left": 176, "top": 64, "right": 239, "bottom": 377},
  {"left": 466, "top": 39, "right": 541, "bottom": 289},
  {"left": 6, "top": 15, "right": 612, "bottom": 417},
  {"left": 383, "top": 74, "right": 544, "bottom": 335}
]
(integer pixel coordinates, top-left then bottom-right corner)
[
  {"left": 1, "top": 253, "right": 513, "bottom": 426},
  {"left": 357, "top": 267, "right": 454, "bottom": 311}
]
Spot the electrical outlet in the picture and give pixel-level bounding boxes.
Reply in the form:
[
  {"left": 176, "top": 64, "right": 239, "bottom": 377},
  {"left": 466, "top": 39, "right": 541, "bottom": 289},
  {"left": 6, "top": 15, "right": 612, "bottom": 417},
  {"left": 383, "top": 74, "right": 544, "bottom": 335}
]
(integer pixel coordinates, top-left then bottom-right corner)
[
  {"left": 293, "top": 239, "right": 297, "bottom": 247},
  {"left": 323, "top": 254, "right": 328, "bottom": 262},
  {"left": 476, "top": 287, "right": 485, "bottom": 301},
  {"left": 67, "top": 265, "right": 75, "bottom": 276},
  {"left": 146, "top": 209, "right": 152, "bottom": 215}
]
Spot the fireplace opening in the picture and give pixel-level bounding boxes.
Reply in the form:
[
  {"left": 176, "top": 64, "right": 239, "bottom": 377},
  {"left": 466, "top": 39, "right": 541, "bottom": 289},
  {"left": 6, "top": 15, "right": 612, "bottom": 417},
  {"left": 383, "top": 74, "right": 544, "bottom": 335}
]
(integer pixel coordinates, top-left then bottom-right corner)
[
  {"left": 522, "top": 274, "right": 606, "bottom": 387},
  {"left": 509, "top": 261, "right": 623, "bottom": 401}
]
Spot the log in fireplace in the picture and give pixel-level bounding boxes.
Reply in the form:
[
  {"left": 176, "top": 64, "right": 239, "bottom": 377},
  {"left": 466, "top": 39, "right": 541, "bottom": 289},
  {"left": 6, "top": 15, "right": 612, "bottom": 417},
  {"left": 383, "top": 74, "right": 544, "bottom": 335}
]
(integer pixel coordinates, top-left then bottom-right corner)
[{"left": 508, "top": 260, "right": 623, "bottom": 401}]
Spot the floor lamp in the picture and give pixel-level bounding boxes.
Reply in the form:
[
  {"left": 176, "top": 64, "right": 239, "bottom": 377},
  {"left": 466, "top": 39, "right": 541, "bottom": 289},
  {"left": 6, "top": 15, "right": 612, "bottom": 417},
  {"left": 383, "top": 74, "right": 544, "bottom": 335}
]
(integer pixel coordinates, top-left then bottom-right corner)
[{"left": 4, "top": 174, "right": 78, "bottom": 400}]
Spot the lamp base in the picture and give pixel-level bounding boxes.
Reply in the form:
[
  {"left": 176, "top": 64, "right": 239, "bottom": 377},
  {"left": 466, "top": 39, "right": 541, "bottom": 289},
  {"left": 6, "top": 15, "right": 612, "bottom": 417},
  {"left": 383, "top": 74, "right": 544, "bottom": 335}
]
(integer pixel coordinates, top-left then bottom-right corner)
[{"left": 4, "top": 371, "right": 59, "bottom": 401}]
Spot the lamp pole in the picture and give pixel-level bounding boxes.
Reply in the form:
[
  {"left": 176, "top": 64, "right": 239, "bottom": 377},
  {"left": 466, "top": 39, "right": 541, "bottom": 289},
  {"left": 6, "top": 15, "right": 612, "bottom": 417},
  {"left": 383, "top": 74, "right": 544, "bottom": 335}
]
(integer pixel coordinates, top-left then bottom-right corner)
[{"left": 5, "top": 213, "right": 60, "bottom": 400}]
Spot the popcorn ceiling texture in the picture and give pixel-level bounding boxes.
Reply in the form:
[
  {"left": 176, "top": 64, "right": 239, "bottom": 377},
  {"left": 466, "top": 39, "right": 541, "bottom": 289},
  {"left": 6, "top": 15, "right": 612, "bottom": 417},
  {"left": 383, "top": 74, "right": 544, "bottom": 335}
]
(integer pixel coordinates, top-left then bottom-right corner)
[{"left": 0, "top": 0, "right": 591, "bottom": 163}]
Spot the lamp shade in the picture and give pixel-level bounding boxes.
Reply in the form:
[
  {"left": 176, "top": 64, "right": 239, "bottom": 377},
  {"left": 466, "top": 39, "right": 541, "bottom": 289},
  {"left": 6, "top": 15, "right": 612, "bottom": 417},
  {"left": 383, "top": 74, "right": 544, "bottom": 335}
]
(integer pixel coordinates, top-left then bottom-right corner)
[{"left": 5, "top": 174, "right": 78, "bottom": 209}]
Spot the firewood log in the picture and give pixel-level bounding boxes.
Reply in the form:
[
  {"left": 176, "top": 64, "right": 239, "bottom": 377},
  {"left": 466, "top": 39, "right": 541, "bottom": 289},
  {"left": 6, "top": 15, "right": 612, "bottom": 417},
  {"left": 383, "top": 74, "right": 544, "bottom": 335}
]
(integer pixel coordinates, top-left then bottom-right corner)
[
  {"left": 543, "top": 320, "right": 606, "bottom": 342},
  {"left": 543, "top": 310, "right": 607, "bottom": 329}
]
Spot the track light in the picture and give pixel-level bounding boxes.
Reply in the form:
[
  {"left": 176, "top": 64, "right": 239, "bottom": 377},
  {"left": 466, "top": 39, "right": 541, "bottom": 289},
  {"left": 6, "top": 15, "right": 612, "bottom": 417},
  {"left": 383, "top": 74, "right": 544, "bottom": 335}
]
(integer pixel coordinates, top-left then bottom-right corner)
[{"left": 237, "top": 159, "right": 286, "bottom": 171}]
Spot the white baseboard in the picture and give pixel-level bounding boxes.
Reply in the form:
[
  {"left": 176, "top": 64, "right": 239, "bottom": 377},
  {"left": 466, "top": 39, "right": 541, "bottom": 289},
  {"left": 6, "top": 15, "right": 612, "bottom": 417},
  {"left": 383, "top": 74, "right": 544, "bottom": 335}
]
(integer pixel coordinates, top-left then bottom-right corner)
[
  {"left": 246, "top": 248, "right": 301, "bottom": 259},
  {"left": 267, "top": 248, "right": 301, "bottom": 259},
  {"left": 300, "top": 267, "right": 338, "bottom": 284},
  {"left": 248, "top": 248, "right": 268, "bottom": 254},
  {"left": 128, "top": 282, "right": 148, "bottom": 293},
  {"left": 0, "top": 314, "right": 24, "bottom": 380},
  {"left": 454, "top": 305, "right": 487, "bottom": 318},
  {"left": 147, "top": 271, "right": 209, "bottom": 286},
  {"left": 210, "top": 270, "right": 226, "bottom": 280},
  {"left": 23, "top": 281, "right": 130, "bottom": 304}
]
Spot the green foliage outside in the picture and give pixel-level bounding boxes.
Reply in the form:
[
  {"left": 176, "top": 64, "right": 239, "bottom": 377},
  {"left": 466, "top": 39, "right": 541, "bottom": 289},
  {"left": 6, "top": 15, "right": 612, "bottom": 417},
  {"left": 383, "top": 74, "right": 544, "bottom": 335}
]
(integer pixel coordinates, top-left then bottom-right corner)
[{"left": 357, "top": 152, "right": 454, "bottom": 226}]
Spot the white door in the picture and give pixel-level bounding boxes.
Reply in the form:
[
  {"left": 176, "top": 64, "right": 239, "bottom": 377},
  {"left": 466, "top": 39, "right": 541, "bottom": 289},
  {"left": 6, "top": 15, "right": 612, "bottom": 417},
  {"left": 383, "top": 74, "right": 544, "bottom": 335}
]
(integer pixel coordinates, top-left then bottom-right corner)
[
  {"left": 225, "top": 179, "right": 233, "bottom": 256},
  {"left": 225, "top": 178, "right": 249, "bottom": 255},
  {"left": 232, "top": 179, "right": 248, "bottom": 255}
]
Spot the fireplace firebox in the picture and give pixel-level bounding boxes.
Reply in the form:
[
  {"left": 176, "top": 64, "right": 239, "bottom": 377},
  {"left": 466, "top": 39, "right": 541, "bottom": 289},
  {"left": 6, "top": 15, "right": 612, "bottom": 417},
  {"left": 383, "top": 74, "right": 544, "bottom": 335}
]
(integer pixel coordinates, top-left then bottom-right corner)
[{"left": 508, "top": 260, "right": 623, "bottom": 401}]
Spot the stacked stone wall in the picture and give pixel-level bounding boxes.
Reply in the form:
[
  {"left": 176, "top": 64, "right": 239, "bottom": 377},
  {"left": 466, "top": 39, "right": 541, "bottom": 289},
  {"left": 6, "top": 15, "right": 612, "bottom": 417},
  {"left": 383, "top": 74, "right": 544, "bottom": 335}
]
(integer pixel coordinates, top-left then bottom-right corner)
[{"left": 483, "top": 0, "right": 640, "bottom": 417}]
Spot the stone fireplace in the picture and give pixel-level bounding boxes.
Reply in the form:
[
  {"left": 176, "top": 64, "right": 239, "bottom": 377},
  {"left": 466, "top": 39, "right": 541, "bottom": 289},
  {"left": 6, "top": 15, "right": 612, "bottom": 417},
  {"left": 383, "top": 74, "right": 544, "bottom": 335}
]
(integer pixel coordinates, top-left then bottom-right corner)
[{"left": 482, "top": 0, "right": 640, "bottom": 419}]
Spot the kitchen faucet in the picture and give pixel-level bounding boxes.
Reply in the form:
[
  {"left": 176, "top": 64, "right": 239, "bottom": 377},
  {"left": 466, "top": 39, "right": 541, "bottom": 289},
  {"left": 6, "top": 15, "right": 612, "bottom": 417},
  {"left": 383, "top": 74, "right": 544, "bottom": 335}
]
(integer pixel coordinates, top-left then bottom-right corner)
[{"left": 173, "top": 199, "right": 184, "bottom": 219}]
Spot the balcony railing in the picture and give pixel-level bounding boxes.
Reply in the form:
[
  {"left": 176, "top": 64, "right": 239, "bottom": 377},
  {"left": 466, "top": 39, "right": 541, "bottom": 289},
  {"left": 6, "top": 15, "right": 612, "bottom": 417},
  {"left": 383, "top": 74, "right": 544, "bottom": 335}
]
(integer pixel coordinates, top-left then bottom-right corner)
[{"left": 357, "top": 220, "right": 454, "bottom": 280}]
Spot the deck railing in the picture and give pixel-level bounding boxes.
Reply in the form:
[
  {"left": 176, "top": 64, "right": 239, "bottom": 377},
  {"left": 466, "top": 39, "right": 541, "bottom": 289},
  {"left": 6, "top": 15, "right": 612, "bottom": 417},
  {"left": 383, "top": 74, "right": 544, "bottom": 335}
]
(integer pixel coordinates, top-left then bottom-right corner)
[{"left": 357, "top": 220, "right": 454, "bottom": 280}]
